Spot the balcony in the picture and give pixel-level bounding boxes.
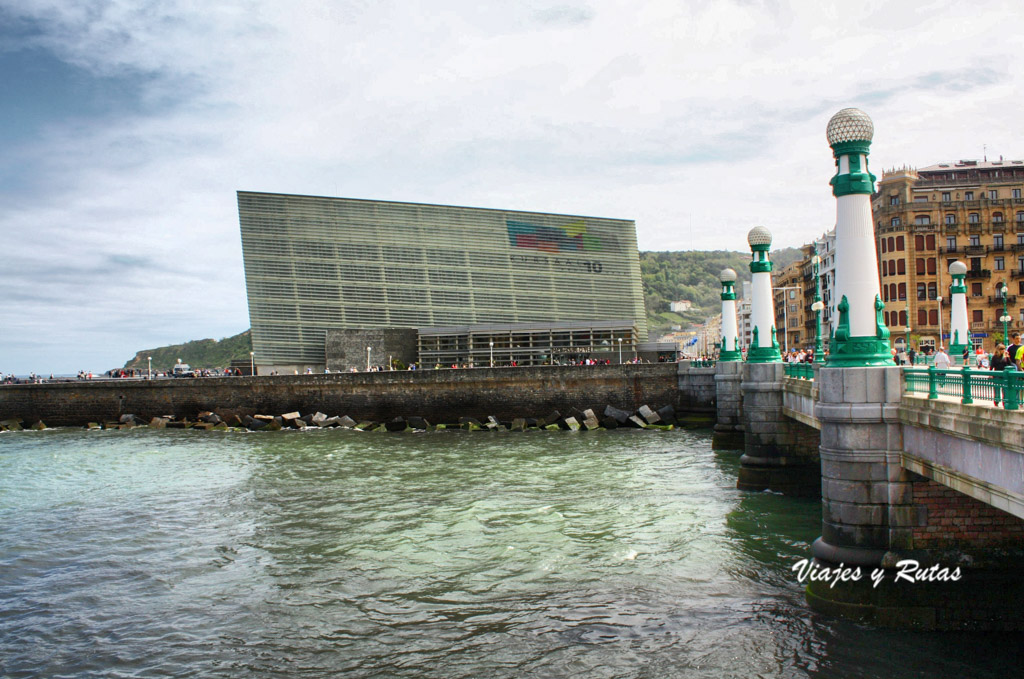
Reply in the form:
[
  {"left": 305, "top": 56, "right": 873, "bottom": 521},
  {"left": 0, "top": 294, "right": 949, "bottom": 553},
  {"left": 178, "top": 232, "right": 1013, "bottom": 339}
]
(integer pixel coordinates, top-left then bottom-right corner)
[
  {"left": 965, "top": 268, "right": 991, "bottom": 279},
  {"left": 965, "top": 244, "right": 987, "bottom": 255},
  {"left": 939, "top": 246, "right": 958, "bottom": 254},
  {"left": 1013, "top": 243, "right": 1024, "bottom": 252},
  {"left": 989, "top": 295, "right": 1018, "bottom": 305},
  {"left": 1012, "top": 269, "right": 1024, "bottom": 279},
  {"left": 993, "top": 244, "right": 1006, "bottom": 252}
]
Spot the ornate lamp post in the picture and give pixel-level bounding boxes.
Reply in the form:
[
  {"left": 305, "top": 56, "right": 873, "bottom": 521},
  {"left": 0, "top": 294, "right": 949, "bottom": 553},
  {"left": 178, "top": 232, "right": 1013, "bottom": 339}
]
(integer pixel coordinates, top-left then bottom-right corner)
[
  {"left": 745, "top": 226, "right": 782, "bottom": 362},
  {"left": 719, "top": 268, "right": 742, "bottom": 361},
  {"left": 147, "top": 355, "right": 152, "bottom": 379},
  {"left": 249, "top": 351, "right": 254, "bottom": 376},
  {"left": 948, "top": 261, "right": 969, "bottom": 364},
  {"left": 489, "top": 340, "right": 494, "bottom": 367},
  {"left": 617, "top": 337, "right": 623, "bottom": 364},
  {"left": 1000, "top": 281, "right": 1011, "bottom": 345},
  {"left": 824, "top": 108, "right": 891, "bottom": 366},
  {"left": 366, "top": 346, "right": 371, "bottom": 371}
]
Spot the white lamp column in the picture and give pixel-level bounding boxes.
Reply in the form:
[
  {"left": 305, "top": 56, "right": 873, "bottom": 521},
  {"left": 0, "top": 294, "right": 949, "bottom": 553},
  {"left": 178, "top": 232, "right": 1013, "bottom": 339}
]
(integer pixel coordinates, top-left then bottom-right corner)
[
  {"left": 825, "top": 108, "right": 892, "bottom": 366},
  {"left": 719, "top": 268, "right": 741, "bottom": 361},
  {"left": 948, "top": 261, "right": 969, "bottom": 363},
  {"left": 745, "top": 227, "right": 781, "bottom": 362}
]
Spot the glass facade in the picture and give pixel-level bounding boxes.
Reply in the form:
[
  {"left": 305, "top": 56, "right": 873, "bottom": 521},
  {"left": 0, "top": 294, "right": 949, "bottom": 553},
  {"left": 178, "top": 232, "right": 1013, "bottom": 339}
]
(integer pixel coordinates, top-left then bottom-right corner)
[{"left": 238, "top": 192, "right": 648, "bottom": 367}]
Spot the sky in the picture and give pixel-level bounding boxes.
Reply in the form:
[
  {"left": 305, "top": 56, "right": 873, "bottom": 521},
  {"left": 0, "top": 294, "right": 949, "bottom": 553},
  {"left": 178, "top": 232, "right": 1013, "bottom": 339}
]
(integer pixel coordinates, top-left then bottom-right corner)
[{"left": 2, "top": 0, "right": 1022, "bottom": 374}]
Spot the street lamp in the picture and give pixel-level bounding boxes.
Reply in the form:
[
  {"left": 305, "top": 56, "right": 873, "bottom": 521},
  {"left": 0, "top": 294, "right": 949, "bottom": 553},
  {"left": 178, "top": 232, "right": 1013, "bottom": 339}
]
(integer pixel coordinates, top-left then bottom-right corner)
[
  {"left": 366, "top": 346, "right": 372, "bottom": 371},
  {"left": 1000, "top": 281, "right": 1011, "bottom": 345},
  {"left": 147, "top": 356, "right": 152, "bottom": 379},
  {"left": 489, "top": 340, "right": 494, "bottom": 367},
  {"left": 811, "top": 253, "right": 824, "bottom": 361},
  {"left": 617, "top": 337, "right": 623, "bottom": 364},
  {"left": 937, "top": 295, "right": 944, "bottom": 351},
  {"left": 249, "top": 351, "right": 254, "bottom": 376}
]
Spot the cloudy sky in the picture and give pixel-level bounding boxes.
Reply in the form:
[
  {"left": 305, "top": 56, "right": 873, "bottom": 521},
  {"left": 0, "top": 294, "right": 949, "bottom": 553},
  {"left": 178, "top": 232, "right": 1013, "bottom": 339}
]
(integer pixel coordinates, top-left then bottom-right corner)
[{"left": 2, "top": 0, "right": 1022, "bottom": 374}]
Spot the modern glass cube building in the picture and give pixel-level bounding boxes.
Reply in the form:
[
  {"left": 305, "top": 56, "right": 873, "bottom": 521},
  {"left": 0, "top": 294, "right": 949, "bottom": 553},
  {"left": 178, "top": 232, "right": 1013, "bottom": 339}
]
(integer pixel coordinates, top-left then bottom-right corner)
[{"left": 238, "top": 191, "right": 648, "bottom": 371}]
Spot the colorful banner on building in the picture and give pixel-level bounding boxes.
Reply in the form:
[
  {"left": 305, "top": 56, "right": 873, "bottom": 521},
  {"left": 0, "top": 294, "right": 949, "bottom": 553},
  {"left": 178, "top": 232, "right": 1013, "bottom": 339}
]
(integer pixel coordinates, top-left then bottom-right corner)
[{"left": 507, "top": 220, "right": 603, "bottom": 253}]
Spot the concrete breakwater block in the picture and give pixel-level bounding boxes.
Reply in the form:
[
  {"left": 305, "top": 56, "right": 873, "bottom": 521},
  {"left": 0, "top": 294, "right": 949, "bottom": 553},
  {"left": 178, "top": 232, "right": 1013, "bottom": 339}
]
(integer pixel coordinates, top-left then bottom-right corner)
[
  {"left": 603, "top": 405, "right": 630, "bottom": 424},
  {"left": 627, "top": 415, "right": 648, "bottom": 429},
  {"left": 564, "top": 417, "right": 581, "bottom": 431},
  {"left": 459, "top": 417, "right": 484, "bottom": 431},
  {"left": 385, "top": 417, "right": 408, "bottom": 432},
  {"left": 338, "top": 415, "right": 357, "bottom": 428},
  {"left": 1, "top": 419, "right": 24, "bottom": 431},
  {"left": 510, "top": 418, "right": 526, "bottom": 431},
  {"left": 638, "top": 405, "right": 661, "bottom": 424},
  {"left": 406, "top": 416, "right": 430, "bottom": 430}
]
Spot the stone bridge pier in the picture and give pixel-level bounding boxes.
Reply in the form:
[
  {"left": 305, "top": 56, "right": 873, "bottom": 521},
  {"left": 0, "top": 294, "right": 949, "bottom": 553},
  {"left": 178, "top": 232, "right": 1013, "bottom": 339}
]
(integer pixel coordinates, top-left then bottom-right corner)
[{"left": 737, "top": 362, "right": 820, "bottom": 495}]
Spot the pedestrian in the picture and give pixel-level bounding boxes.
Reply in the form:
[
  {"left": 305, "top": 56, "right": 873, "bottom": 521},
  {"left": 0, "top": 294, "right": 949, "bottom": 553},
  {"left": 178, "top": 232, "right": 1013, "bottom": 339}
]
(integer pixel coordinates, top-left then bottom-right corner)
[
  {"left": 990, "top": 343, "right": 1011, "bottom": 407},
  {"left": 933, "top": 346, "right": 951, "bottom": 370},
  {"left": 907, "top": 346, "right": 916, "bottom": 366},
  {"left": 1009, "top": 332, "right": 1024, "bottom": 371}
]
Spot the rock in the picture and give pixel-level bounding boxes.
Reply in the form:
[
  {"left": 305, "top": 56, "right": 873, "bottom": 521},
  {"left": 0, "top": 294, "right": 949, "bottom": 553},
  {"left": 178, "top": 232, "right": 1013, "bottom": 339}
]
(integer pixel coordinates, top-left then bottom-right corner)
[
  {"left": 166, "top": 421, "right": 188, "bottom": 429},
  {"left": 406, "top": 416, "right": 430, "bottom": 430},
  {"left": 373, "top": 424, "right": 387, "bottom": 432},
  {"left": 537, "top": 410, "right": 561, "bottom": 427},
  {"left": 292, "top": 419, "right": 308, "bottom": 429},
  {"left": 582, "top": 409, "right": 596, "bottom": 421},
  {"left": 321, "top": 416, "right": 341, "bottom": 427},
  {"left": 150, "top": 417, "right": 169, "bottom": 428},
  {"left": 192, "top": 422, "right": 214, "bottom": 430},
  {"left": 355, "top": 421, "right": 375, "bottom": 430},
  {"left": 338, "top": 415, "right": 358, "bottom": 428},
  {"left": 263, "top": 419, "right": 283, "bottom": 431},
  {"left": 1, "top": 418, "right": 23, "bottom": 429},
  {"left": 86, "top": 422, "right": 102, "bottom": 430},
  {"left": 281, "top": 411, "right": 301, "bottom": 421},
  {"left": 311, "top": 412, "right": 328, "bottom": 425},
  {"left": 385, "top": 417, "right": 408, "bottom": 432},
  {"left": 627, "top": 415, "right": 648, "bottom": 429},
  {"left": 486, "top": 416, "right": 501, "bottom": 430},
  {"left": 583, "top": 415, "right": 600, "bottom": 430},
  {"left": 30, "top": 421, "right": 46, "bottom": 430},
  {"left": 119, "top": 414, "right": 137, "bottom": 424},
  {"left": 525, "top": 418, "right": 538, "bottom": 429},
  {"left": 603, "top": 405, "right": 630, "bottom": 424},
  {"left": 227, "top": 415, "right": 245, "bottom": 427},
  {"left": 544, "top": 423, "right": 561, "bottom": 431},
  {"left": 656, "top": 405, "right": 676, "bottom": 425},
  {"left": 600, "top": 417, "right": 619, "bottom": 429},
  {"left": 459, "top": 417, "right": 484, "bottom": 431},
  {"left": 199, "top": 412, "right": 222, "bottom": 425},
  {"left": 510, "top": 418, "right": 526, "bottom": 431},
  {"left": 638, "top": 405, "right": 661, "bottom": 424},
  {"left": 300, "top": 413, "right": 315, "bottom": 424},
  {"left": 212, "top": 423, "right": 229, "bottom": 431},
  {"left": 564, "top": 416, "right": 581, "bottom": 431},
  {"left": 244, "top": 416, "right": 266, "bottom": 431},
  {"left": 253, "top": 414, "right": 275, "bottom": 421}
]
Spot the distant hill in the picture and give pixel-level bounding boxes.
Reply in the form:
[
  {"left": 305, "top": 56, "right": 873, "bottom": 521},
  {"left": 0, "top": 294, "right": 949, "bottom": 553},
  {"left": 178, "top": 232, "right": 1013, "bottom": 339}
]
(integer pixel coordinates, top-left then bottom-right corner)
[
  {"left": 640, "top": 247, "right": 801, "bottom": 337},
  {"left": 123, "top": 330, "right": 252, "bottom": 371}
]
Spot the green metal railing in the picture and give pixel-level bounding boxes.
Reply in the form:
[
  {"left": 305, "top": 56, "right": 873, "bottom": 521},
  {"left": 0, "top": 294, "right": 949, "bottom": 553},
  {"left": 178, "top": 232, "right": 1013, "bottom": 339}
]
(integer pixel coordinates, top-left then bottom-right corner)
[
  {"left": 691, "top": 359, "right": 716, "bottom": 368},
  {"left": 784, "top": 363, "right": 815, "bottom": 380},
  {"left": 904, "top": 366, "right": 1023, "bottom": 410}
]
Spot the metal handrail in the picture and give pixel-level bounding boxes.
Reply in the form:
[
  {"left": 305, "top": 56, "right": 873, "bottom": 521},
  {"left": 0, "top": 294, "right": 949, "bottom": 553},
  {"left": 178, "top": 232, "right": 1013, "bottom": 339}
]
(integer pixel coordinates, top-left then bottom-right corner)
[
  {"left": 903, "top": 366, "right": 1023, "bottom": 410},
  {"left": 783, "top": 362, "right": 815, "bottom": 380}
]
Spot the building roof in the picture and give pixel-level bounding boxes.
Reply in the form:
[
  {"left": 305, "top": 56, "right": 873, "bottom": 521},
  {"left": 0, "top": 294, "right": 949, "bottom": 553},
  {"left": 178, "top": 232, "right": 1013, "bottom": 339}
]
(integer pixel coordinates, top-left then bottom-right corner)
[{"left": 918, "top": 159, "right": 1024, "bottom": 173}]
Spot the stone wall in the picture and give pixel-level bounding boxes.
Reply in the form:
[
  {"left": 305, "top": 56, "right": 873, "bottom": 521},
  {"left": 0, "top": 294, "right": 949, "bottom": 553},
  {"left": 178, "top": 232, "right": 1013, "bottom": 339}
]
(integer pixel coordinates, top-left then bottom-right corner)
[{"left": 0, "top": 363, "right": 693, "bottom": 428}]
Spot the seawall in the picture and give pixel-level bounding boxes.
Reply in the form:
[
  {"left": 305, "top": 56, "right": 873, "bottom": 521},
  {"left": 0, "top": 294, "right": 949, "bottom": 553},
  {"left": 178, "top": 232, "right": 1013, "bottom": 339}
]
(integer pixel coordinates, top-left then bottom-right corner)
[{"left": 0, "top": 363, "right": 713, "bottom": 427}]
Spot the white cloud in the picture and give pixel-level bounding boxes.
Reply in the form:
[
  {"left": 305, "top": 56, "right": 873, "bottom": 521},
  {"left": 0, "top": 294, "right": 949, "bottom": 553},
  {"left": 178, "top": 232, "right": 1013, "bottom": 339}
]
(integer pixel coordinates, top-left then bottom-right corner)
[{"left": 1, "top": 0, "right": 1022, "bottom": 372}]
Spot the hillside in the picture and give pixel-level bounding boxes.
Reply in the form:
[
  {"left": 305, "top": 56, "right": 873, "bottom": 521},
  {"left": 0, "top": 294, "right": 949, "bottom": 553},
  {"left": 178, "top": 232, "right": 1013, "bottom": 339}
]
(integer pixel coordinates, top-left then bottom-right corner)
[
  {"left": 640, "top": 247, "right": 801, "bottom": 337},
  {"left": 123, "top": 330, "right": 252, "bottom": 371}
]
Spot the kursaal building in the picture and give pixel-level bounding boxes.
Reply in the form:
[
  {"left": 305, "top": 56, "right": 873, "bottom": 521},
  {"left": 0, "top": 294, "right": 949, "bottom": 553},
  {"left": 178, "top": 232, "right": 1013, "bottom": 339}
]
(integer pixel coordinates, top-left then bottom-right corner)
[{"left": 238, "top": 192, "right": 649, "bottom": 372}]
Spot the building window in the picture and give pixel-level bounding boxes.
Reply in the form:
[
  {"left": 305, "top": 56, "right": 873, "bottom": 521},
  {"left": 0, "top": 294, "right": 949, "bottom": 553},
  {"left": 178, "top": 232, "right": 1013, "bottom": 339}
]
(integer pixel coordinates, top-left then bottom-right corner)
[
  {"left": 898, "top": 282, "right": 906, "bottom": 300},
  {"left": 1013, "top": 188, "right": 1022, "bottom": 199},
  {"left": 897, "top": 259, "right": 906, "bottom": 275},
  {"left": 918, "top": 309, "right": 928, "bottom": 325},
  {"left": 915, "top": 215, "right": 930, "bottom": 225},
  {"left": 928, "top": 282, "right": 937, "bottom": 299},
  {"left": 971, "top": 257, "right": 982, "bottom": 271},
  {"left": 896, "top": 236, "right": 905, "bottom": 251},
  {"left": 966, "top": 191, "right": 975, "bottom": 201},
  {"left": 945, "top": 214, "right": 956, "bottom": 225},
  {"left": 969, "top": 213, "right": 980, "bottom": 224},
  {"left": 942, "top": 192, "right": 951, "bottom": 202},
  {"left": 926, "top": 234, "right": 936, "bottom": 250},
  {"left": 970, "top": 234, "right": 981, "bottom": 246},
  {"left": 916, "top": 258, "right": 926, "bottom": 275},
  {"left": 1018, "top": 233, "right": 1024, "bottom": 246},
  {"left": 994, "top": 212, "right": 1004, "bottom": 223},
  {"left": 973, "top": 309, "right": 984, "bottom": 323},
  {"left": 929, "top": 309, "right": 938, "bottom": 325},
  {"left": 887, "top": 236, "right": 895, "bottom": 252},
  {"left": 1017, "top": 211, "right": 1024, "bottom": 223},
  {"left": 899, "top": 310, "right": 907, "bottom": 326},
  {"left": 927, "top": 258, "right": 937, "bottom": 275},
  {"left": 891, "top": 217, "right": 901, "bottom": 227},
  {"left": 946, "top": 236, "right": 956, "bottom": 250},
  {"left": 1019, "top": 257, "right": 1024, "bottom": 273},
  {"left": 995, "top": 234, "right": 1004, "bottom": 249},
  {"left": 890, "top": 196, "right": 899, "bottom": 206},
  {"left": 990, "top": 190, "right": 999, "bottom": 200},
  {"left": 880, "top": 238, "right": 887, "bottom": 253},
  {"left": 996, "top": 257, "right": 1005, "bottom": 271},
  {"left": 971, "top": 282, "right": 982, "bottom": 296},
  {"left": 1019, "top": 281, "right": 1024, "bottom": 295},
  {"left": 917, "top": 283, "right": 927, "bottom": 301}
]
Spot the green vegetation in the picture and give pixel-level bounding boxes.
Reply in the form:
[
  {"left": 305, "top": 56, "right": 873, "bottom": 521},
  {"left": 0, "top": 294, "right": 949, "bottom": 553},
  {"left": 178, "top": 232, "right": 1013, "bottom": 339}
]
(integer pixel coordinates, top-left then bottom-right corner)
[
  {"left": 123, "top": 330, "right": 252, "bottom": 371},
  {"left": 640, "top": 247, "right": 801, "bottom": 337}
]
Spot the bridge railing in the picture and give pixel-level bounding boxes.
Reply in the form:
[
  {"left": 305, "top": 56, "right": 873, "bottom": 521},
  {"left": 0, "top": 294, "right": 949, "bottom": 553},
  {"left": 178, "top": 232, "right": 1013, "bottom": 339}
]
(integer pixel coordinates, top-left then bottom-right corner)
[
  {"left": 689, "top": 360, "right": 716, "bottom": 368},
  {"left": 904, "top": 366, "right": 1024, "bottom": 410},
  {"left": 783, "top": 363, "right": 815, "bottom": 380}
]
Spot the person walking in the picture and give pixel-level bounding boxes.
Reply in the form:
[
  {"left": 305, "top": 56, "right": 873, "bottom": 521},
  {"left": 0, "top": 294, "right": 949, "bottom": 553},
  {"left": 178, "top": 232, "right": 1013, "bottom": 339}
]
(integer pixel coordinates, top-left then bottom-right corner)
[
  {"left": 990, "top": 343, "right": 1010, "bottom": 407},
  {"left": 933, "top": 346, "right": 952, "bottom": 370},
  {"left": 1009, "top": 332, "right": 1024, "bottom": 371}
]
